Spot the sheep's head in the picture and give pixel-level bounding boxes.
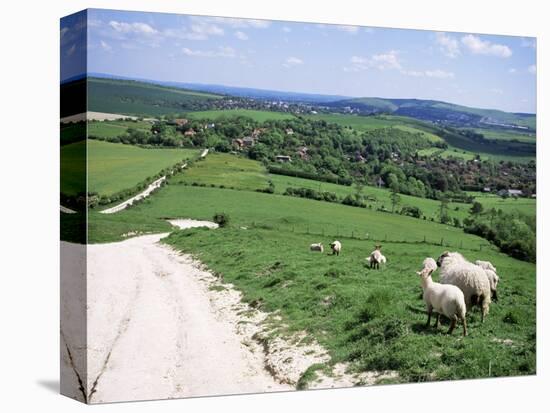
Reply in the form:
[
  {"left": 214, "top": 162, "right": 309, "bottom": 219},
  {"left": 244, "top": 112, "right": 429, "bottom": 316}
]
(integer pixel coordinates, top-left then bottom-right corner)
[
  {"left": 436, "top": 251, "right": 450, "bottom": 267},
  {"left": 416, "top": 267, "right": 434, "bottom": 280},
  {"left": 375, "top": 244, "right": 382, "bottom": 250}
]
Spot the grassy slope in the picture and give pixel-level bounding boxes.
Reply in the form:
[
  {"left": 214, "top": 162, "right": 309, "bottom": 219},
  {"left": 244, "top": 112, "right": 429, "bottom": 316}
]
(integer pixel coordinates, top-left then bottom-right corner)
[
  {"left": 187, "top": 109, "right": 296, "bottom": 122},
  {"left": 173, "top": 153, "right": 535, "bottom": 220},
  {"left": 87, "top": 120, "right": 153, "bottom": 139},
  {"left": 60, "top": 140, "right": 86, "bottom": 196},
  {"left": 165, "top": 226, "right": 535, "bottom": 382},
  {"left": 87, "top": 78, "right": 221, "bottom": 116},
  {"left": 87, "top": 140, "right": 198, "bottom": 196},
  {"left": 88, "top": 156, "right": 535, "bottom": 381}
]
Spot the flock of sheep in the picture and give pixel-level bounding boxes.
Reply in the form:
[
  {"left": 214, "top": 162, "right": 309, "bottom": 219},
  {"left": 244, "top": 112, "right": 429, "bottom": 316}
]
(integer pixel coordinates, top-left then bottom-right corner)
[{"left": 310, "top": 241, "right": 501, "bottom": 337}]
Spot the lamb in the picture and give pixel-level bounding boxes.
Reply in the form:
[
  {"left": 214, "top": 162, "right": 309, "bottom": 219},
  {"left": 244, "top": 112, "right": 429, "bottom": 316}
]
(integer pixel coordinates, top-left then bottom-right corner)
[
  {"left": 437, "top": 251, "right": 491, "bottom": 322},
  {"left": 417, "top": 263, "right": 468, "bottom": 336},
  {"left": 309, "top": 243, "right": 324, "bottom": 253},
  {"left": 329, "top": 240, "right": 342, "bottom": 256},
  {"left": 367, "top": 245, "right": 385, "bottom": 269}
]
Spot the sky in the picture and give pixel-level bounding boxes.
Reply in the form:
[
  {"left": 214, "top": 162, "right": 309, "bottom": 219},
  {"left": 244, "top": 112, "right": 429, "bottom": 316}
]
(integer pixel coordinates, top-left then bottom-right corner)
[{"left": 61, "top": 8, "right": 537, "bottom": 113}]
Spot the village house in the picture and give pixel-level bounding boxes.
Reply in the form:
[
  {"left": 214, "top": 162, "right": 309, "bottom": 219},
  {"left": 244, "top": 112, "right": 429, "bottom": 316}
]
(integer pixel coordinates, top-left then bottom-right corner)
[
  {"left": 482, "top": 187, "right": 491, "bottom": 193},
  {"left": 232, "top": 138, "right": 244, "bottom": 149},
  {"left": 285, "top": 128, "right": 294, "bottom": 135},
  {"left": 296, "top": 146, "right": 309, "bottom": 160},
  {"left": 242, "top": 136, "right": 255, "bottom": 147},
  {"left": 184, "top": 129, "right": 196, "bottom": 137},
  {"left": 173, "top": 118, "right": 189, "bottom": 127},
  {"left": 497, "top": 189, "right": 523, "bottom": 197},
  {"left": 276, "top": 155, "right": 292, "bottom": 163}
]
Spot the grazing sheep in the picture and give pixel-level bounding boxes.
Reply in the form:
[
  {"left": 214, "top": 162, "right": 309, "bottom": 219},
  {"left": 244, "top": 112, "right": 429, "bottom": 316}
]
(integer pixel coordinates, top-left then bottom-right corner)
[
  {"left": 310, "top": 243, "right": 324, "bottom": 253},
  {"left": 367, "top": 245, "right": 385, "bottom": 269},
  {"left": 417, "top": 265, "right": 468, "bottom": 336},
  {"left": 330, "top": 241, "right": 342, "bottom": 256},
  {"left": 437, "top": 251, "right": 491, "bottom": 322},
  {"left": 475, "top": 260, "right": 497, "bottom": 273},
  {"left": 482, "top": 268, "right": 500, "bottom": 302}
]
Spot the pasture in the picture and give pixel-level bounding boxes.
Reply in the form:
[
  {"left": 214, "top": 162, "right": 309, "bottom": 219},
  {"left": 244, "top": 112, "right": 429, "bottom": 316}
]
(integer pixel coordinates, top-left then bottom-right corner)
[
  {"left": 187, "top": 109, "right": 296, "bottom": 122},
  {"left": 87, "top": 120, "right": 153, "bottom": 139},
  {"left": 87, "top": 140, "right": 198, "bottom": 196},
  {"left": 87, "top": 77, "right": 221, "bottom": 116},
  {"left": 86, "top": 155, "right": 536, "bottom": 383}
]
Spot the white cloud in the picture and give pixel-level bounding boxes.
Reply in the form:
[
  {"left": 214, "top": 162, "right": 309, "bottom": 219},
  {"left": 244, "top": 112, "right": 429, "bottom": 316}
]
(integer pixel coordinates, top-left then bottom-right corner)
[
  {"left": 66, "top": 44, "right": 76, "bottom": 56},
  {"left": 461, "top": 34, "right": 512, "bottom": 58},
  {"left": 181, "top": 46, "right": 236, "bottom": 58},
  {"left": 336, "top": 25, "right": 359, "bottom": 34},
  {"left": 60, "top": 27, "right": 69, "bottom": 39},
  {"left": 508, "top": 68, "right": 517, "bottom": 74},
  {"left": 435, "top": 32, "right": 460, "bottom": 58},
  {"left": 282, "top": 26, "right": 292, "bottom": 33},
  {"left": 283, "top": 56, "right": 304, "bottom": 68},
  {"left": 346, "top": 50, "right": 401, "bottom": 71},
  {"left": 234, "top": 31, "right": 249, "bottom": 40},
  {"left": 490, "top": 88, "right": 504, "bottom": 95},
  {"left": 190, "top": 23, "right": 224, "bottom": 36},
  {"left": 521, "top": 38, "right": 536, "bottom": 49},
  {"left": 402, "top": 69, "right": 455, "bottom": 79},
  {"left": 528, "top": 64, "right": 537, "bottom": 74},
  {"left": 100, "top": 40, "right": 112, "bottom": 52},
  {"left": 109, "top": 21, "right": 158, "bottom": 35},
  {"left": 193, "top": 16, "right": 270, "bottom": 29}
]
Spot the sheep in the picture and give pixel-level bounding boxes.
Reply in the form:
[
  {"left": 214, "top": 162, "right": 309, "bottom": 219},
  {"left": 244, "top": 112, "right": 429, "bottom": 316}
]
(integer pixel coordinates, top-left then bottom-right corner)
[
  {"left": 475, "top": 260, "right": 497, "bottom": 273},
  {"left": 309, "top": 243, "right": 324, "bottom": 253},
  {"left": 329, "top": 240, "right": 342, "bottom": 256},
  {"left": 367, "top": 245, "right": 385, "bottom": 269},
  {"left": 417, "top": 264, "right": 468, "bottom": 336},
  {"left": 422, "top": 257, "right": 438, "bottom": 273},
  {"left": 437, "top": 251, "right": 491, "bottom": 322},
  {"left": 482, "top": 268, "right": 500, "bottom": 302}
]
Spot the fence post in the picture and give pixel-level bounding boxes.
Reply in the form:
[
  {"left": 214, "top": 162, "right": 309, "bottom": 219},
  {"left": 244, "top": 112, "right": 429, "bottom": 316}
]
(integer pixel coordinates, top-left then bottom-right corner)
[
  {"left": 352, "top": 230, "right": 354, "bottom": 239},
  {"left": 440, "top": 238, "right": 444, "bottom": 246},
  {"left": 423, "top": 235, "right": 426, "bottom": 243}
]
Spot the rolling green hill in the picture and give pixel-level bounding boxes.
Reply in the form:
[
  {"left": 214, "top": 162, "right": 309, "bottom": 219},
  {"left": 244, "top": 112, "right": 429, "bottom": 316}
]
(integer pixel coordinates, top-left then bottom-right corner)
[{"left": 87, "top": 77, "right": 222, "bottom": 116}]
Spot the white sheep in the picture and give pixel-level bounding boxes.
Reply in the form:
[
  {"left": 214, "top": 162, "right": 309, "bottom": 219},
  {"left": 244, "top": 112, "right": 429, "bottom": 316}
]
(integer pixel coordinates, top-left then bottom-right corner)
[
  {"left": 422, "top": 257, "right": 438, "bottom": 273},
  {"left": 310, "top": 243, "right": 324, "bottom": 253},
  {"left": 367, "top": 245, "right": 385, "bottom": 269},
  {"left": 482, "top": 268, "right": 500, "bottom": 302},
  {"left": 437, "top": 251, "right": 491, "bottom": 322},
  {"left": 330, "top": 240, "right": 342, "bottom": 256},
  {"left": 417, "top": 264, "right": 468, "bottom": 336},
  {"left": 475, "top": 260, "right": 497, "bottom": 273}
]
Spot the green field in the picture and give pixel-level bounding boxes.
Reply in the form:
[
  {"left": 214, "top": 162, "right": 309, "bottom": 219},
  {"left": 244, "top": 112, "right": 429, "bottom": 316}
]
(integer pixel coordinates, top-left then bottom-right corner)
[
  {"left": 187, "top": 109, "right": 296, "bottom": 122},
  {"left": 87, "top": 77, "right": 222, "bottom": 116},
  {"left": 470, "top": 193, "right": 536, "bottom": 217},
  {"left": 87, "top": 120, "right": 153, "bottom": 139},
  {"left": 87, "top": 159, "right": 535, "bottom": 383},
  {"left": 468, "top": 128, "right": 536, "bottom": 143},
  {"left": 87, "top": 140, "right": 198, "bottom": 196},
  {"left": 304, "top": 113, "right": 443, "bottom": 143},
  {"left": 174, "top": 153, "right": 535, "bottom": 220},
  {"left": 60, "top": 140, "right": 86, "bottom": 196}
]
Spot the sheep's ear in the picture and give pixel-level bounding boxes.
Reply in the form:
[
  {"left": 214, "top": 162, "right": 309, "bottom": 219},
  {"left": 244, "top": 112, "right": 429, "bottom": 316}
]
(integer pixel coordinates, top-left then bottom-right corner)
[{"left": 416, "top": 271, "right": 422, "bottom": 275}]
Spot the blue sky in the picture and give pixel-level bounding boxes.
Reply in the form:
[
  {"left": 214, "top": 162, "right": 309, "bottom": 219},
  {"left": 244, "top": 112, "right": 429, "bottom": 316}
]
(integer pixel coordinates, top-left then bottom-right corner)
[{"left": 61, "top": 8, "right": 537, "bottom": 113}]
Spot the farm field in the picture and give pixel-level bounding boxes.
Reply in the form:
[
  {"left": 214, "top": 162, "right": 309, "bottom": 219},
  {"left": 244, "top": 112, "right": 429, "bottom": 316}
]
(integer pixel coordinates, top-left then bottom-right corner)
[
  {"left": 468, "top": 128, "right": 536, "bottom": 143},
  {"left": 470, "top": 193, "right": 536, "bottom": 218},
  {"left": 60, "top": 140, "right": 86, "bottom": 196},
  {"left": 87, "top": 120, "right": 153, "bottom": 139},
  {"left": 175, "top": 153, "right": 536, "bottom": 221},
  {"left": 304, "top": 113, "right": 443, "bottom": 143},
  {"left": 87, "top": 77, "right": 222, "bottom": 116},
  {"left": 187, "top": 109, "right": 296, "bottom": 122},
  {"left": 85, "top": 140, "right": 198, "bottom": 196}
]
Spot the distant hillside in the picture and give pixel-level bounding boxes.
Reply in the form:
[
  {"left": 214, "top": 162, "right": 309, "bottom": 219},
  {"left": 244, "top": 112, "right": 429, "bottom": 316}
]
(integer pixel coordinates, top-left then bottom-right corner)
[
  {"left": 328, "top": 97, "right": 536, "bottom": 130},
  {"left": 87, "top": 77, "right": 223, "bottom": 116}
]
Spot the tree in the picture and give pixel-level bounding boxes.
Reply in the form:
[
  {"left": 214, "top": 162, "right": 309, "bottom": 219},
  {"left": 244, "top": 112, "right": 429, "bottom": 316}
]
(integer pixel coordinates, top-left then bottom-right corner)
[
  {"left": 390, "top": 189, "right": 401, "bottom": 213},
  {"left": 470, "top": 201, "right": 483, "bottom": 215},
  {"left": 439, "top": 197, "right": 450, "bottom": 224}
]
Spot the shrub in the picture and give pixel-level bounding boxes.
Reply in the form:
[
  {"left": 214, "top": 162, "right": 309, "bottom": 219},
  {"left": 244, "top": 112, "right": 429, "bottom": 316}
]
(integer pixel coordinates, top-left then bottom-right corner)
[{"left": 213, "top": 212, "right": 230, "bottom": 228}]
